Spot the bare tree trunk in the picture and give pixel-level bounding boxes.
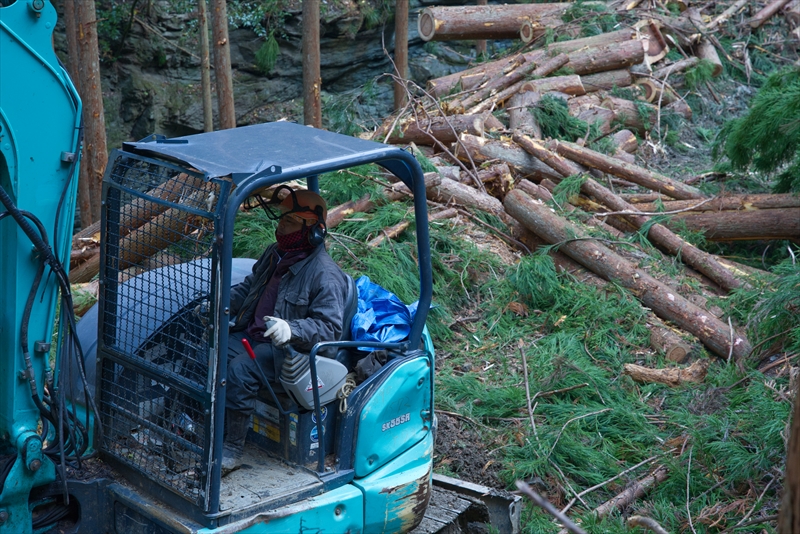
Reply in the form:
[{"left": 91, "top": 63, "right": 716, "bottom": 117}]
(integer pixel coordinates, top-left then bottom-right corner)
[
  {"left": 211, "top": 0, "right": 235, "bottom": 129},
  {"left": 198, "top": 0, "right": 214, "bottom": 132},
  {"left": 394, "top": 0, "right": 409, "bottom": 110},
  {"left": 418, "top": 3, "right": 570, "bottom": 41},
  {"left": 779, "top": 378, "right": 800, "bottom": 533},
  {"left": 302, "top": 0, "right": 321, "bottom": 128},
  {"left": 75, "top": 0, "right": 108, "bottom": 227}
]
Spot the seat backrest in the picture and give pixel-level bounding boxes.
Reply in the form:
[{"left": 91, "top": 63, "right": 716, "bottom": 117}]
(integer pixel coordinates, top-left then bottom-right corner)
[{"left": 335, "top": 274, "right": 359, "bottom": 367}]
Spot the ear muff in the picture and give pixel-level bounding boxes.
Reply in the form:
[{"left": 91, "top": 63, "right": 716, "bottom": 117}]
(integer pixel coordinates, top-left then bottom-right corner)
[{"left": 307, "top": 220, "right": 327, "bottom": 247}]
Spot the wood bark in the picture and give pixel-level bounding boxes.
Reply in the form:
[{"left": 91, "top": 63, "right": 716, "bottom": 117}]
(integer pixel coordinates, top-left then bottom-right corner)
[
  {"left": 518, "top": 75, "right": 586, "bottom": 98},
  {"left": 448, "top": 55, "right": 533, "bottom": 113},
  {"left": 303, "top": 0, "right": 322, "bottom": 127},
  {"left": 198, "top": 0, "right": 214, "bottom": 132},
  {"left": 663, "top": 209, "right": 800, "bottom": 241},
  {"left": 477, "top": 163, "right": 514, "bottom": 200},
  {"left": 455, "top": 133, "right": 561, "bottom": 182},
  {"left": 564, "top": 39, "right": 645, "bottom": 76},
  {"left": 600, "top": 96, "right": 692, "bottom": 134},
  {"left": 62, "top": 0, "right": 80, "bottom": 88},
  {"left": 504, "top": 189, "right": 752, "bottom": 360},
  {"left": 516, "top": 136, "right": 744, "bottom": 291},
  {"left": 508, "top": 91, "right": 542, "bottom": 137},
  {"left": 549, "top": 139, "right": 705, "bottom": 200},
  {"left": 418, "top": 4, "right": 571, "bottom": 41},
  {"left": 211, "top": 0, "right": 236, "bottom": 129},
  {"left": 519, "top": 18, "right": 580, "bottom": 44},
  {"left": 75, "top": 0, "right": 108, "bottom": 226},
  {"left": 427, "top": 177, "right": 506, "bottom": 219},
  {"left": 633, "top": 193, "right": 800, "bottom": 213},
  {"left": 475, "top": 0, "right": 488, "bottom": 56},
  {"left": 778, "top": 378, "right": 800, "bottom": 533},
  {"left": 394, "top": 0, "right": 409, "bottom": 110},
  {"left": 546, "top": 28, "right": 639, "bottom": 54},
  {"left": 582, "top": 69, "right": 633, "bottom": 92},
  {"left": 749, "top": 0, "right": 793, "bottom": 27},
  {"left": 593, "top": 466, "right": 669, "bottom": 518},
  {"left": 385, "top": 114, "right": 504, "bottom": 145},
  {"left": 623, "top": 359, "right": 709, "bottom": 386},
  {"left": 368, "top": 208, "right": 457, "bottom": 247}
]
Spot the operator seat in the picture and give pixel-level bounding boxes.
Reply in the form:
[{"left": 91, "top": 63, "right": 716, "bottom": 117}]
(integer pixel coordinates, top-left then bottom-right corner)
[{"left": 334, "top": 274, "right": 359, "bottom": 370}]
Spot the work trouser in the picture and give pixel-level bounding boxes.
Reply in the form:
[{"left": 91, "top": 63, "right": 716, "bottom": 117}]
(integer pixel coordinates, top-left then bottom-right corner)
[{"left": 226, "top": 330, "right": 286, "bottom": 414}]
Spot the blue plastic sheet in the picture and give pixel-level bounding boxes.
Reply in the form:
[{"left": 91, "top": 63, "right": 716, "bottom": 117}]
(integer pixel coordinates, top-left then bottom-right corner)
[{"left": 351, "top": 276, "right": 419, "bottom": 351}]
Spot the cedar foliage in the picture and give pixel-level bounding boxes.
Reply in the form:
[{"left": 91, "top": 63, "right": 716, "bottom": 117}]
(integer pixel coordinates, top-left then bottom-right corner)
[{"left": 713, "top": 68, "right": 800, "bottom": 193}]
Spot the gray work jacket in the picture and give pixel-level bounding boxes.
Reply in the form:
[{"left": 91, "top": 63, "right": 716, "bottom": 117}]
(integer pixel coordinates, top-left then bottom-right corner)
[{"left": 229, "top": 244, "right": 349, "bottom": 357}]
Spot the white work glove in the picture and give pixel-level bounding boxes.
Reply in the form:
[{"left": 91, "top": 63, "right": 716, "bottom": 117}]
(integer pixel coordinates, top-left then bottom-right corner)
[{"left": 263, "top": 316, "right": 292, "bottom": 346}]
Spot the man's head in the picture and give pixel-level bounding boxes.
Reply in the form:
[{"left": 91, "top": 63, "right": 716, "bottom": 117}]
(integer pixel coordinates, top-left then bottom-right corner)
[{"left": 258, "top": 186, "right": 327, "bottom": 250}]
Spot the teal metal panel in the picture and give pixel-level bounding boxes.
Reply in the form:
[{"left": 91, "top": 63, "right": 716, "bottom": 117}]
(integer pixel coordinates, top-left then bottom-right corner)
[
  {"left": 198, "top": 484, "right": 364, "bottom": 533},
  {"left": 354, "top": 355, "right": 432, "bottom": 478},
  {"left": 353, "top": 430, "right": 434, "bottom": 533}
]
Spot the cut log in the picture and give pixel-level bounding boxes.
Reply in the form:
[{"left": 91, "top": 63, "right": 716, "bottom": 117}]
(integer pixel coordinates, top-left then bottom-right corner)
[
  {"left": 368, "top": 208, "right": 458, "bottom": 247},
  {"left": 651, "top": 57, "right": 699, "bottom": 80},
  {"left": 327, "top": 194, "right": 378, "bottom": 229},
  {"left": 450, "top": 53, "right": 567, "bottom": 114},
  {"left": 385, "top": 113, "right": 504, "bottom": 145},
  {"left": 575, "top": 105, "right": 617, "bottom": 136},
  {"left": 467, "top": 60, "right": 574, "bottom": 114},
  {"left": 455, "top": 133, "right": 562, "bottom": 182},
  {"left": 564, "top": 39, "right": 645, "bottom": 76},
  {"left": 508, "top": 91, "right": 542, "bottom": 138},
  {"left": 635, "top": 78, "right": 679, "bottom": 105},
  {"left": 418, "top": 4, "right": 571, "bottom": 41},
  {"left": 518, "top": 75, "right": 586, "bottom": 96},
  {"left": 428, "top": 32, "right": 641, "bottom": 98},
  {"left": 478, "top": 163, "right": 515, "bottom": 199},
  {"left": 427, "top": 176, "right": 506, "bottom": 218},
  {"left": 503, "top": 189, "right": 752, "bottom": 360},
  {"left": 548, "top": 139, "right": 705, "bottom": 200},
  {"left": 695, "top": 39, "right": 723, "bottom": 77},
  {"left": 623, "top": 359, "right": 709, "bottom": 386},
  {"left": 581, "top": 69, "right": 633, "bottom": 92},
  {"left": 600, "top": 96, "right": 692, "bottom": 134},
  {"left": 516, "top": 135, "right": 745, "bottom": 291},
  {"left": 519, "top": 18, "right": 581, "bottom": 44},
  {"left": 632, "top": 193, "right": 800, "bottom": 213},
  {"left": 663, "top": 208, "right": 800, "bottom": 241},
  {"left": 749, "top": 0, "right": 793, "bottom": 27},
  {"left": 611, "top": 129, "right": 638, "bottom": 154},
  {"left": 649, "top": 322, "right": 693, "bottom": 362},
  {"left": 786, "top": 0, "right": 800, "bottom": 27}
]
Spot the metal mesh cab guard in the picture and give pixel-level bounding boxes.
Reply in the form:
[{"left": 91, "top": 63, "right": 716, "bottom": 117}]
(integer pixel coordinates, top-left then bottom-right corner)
[{"left": 97, "top": 151, "right": 231, "bottom": 510}]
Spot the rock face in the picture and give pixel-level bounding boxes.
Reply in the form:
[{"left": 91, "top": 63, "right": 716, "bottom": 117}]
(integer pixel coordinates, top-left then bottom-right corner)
[{"left": 55, "top": 1, "right": 470, "bottom": 146}]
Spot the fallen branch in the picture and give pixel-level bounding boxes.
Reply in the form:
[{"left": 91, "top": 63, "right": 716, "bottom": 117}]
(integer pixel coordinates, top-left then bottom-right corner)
[
  {"left": 623, "top": 359, "right": 710, "bottom": 386},
  {"left": 516, "top": 481, "right": 588, "bottom": 534},
  {"left": 367, "top": 207, "right": 457, "bottom": 247}
]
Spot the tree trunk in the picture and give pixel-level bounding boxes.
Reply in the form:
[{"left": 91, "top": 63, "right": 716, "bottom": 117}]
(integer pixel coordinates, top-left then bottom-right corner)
[
  {"left": 664, "top": 208, "right": 800, "bottom": 241},
  {"left": 750, "top": 0, "right": 793, "bottom": 27},
  {"left": 651, "top": 57, "right": 699, "bottom": 80},
  {"left": 468, "top": 60, "right": 575, "bottom": 114},
  {"left": 508, "top": 91, "right": 542, "bottom": 138},
  {"left": 623, "top": 359, "right": 709, "bottom": 386},
  {"left": 394, "top": 0, "right": 409, "bottom": 110},
  {"left": 454, "top": 134, "right": 561, "bottom": 182},
  {"left": 582, "top": 69, "right": 633, "bottom": 92},
  {"left": 636, "top": 78, "right": 679, "bottom": 105},
  {"left": 778, "top": 378, "right": 800, "bottom": 533},
  {"left": 546, "top": 28, "right": 639, "bottom": 54},
  {"left": 549, "top": 139, "right": 705, "bottom": 200},
  {"left": 519, "top": 18, "right": 581, "bottom": 44},
  {"left": 518, "top": 75, "right": 586, "bottom": 97},
  {"left": 302, "top": 0, "right": 321, "bottom": 128},
  {"left": 427, "top": 177, "right": 506, "bottom": 219},
  {"left": 516, "top": 135, "right": 744, "bottom": 291},
  {"left": 504, "top": 189, "right": 752, "bottom": 360},
  {"left": 475, "top": 0, "right": 488, "bottom": 56},
  {"left": 634, "top": 193, "right": 800, "bottom": 213},
  {"left": 75, "top": 0, "right": 108, "bottom": 227},
  {"left": 62, "top": 0, "right": 81, "bottom": 88},
  {"left": 695, "top": 39, "right": 723, "bottom": 77},
  {"left": 418, "top": 3, "right": 570, "bottom": 41},
  {"left": 649, "top": 323, "right": 693, "bottom": 362},
  {"left": 211, "top": 0, "right": 235, "bottom": 129},
  {"left": 611, "top": 130, "right": 638, "bottom": 154},
  {"left": 198, "top": 0, "right": 213, "bottom": 132},
  {"left": 599, "top": 96, "right": 692, "bottom": 135},
  {"left": 385, "top": 114, "right": 504, "bottom": 145}
]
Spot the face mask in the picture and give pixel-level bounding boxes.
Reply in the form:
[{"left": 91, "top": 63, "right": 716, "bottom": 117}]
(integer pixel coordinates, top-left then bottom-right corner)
[{"left": 275, "top": 226, "right": 313, "bottom": 251}]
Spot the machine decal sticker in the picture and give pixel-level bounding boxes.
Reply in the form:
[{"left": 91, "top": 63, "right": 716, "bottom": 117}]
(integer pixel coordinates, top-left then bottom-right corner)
[{"left": 382, "top": 413, "right": 411, "bottom": 432}]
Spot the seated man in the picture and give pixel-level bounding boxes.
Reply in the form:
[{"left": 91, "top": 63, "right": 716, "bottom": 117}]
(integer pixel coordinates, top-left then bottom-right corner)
[{"left": 223, "top": 186, "right": 349, "bottom": 475}]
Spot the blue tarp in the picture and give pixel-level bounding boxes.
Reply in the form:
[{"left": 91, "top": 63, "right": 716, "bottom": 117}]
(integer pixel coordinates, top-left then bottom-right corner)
[{"left": 351, "top": 276, "right": 419, "bottom": 351}]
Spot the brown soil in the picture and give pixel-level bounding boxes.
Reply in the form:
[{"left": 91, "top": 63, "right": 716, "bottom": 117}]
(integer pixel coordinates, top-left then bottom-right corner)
[{"left": 434, "top": 412, "right": 504, "bottom": 489}]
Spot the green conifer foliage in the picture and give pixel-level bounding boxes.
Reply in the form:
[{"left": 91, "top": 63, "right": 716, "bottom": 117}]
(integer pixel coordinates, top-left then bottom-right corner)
[{"left": 713, "top": 68, "right": 800, "bottom": 192}]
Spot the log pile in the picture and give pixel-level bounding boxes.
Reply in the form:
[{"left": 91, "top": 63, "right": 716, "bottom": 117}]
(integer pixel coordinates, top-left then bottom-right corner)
[{"left": 365, "top": 2, "right": 800, "bottom": 366}]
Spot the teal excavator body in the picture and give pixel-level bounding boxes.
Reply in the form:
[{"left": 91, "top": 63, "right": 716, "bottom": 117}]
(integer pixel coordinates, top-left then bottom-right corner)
[{"left": 0, "top": 0, "right": 82, "bottom": 532}]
